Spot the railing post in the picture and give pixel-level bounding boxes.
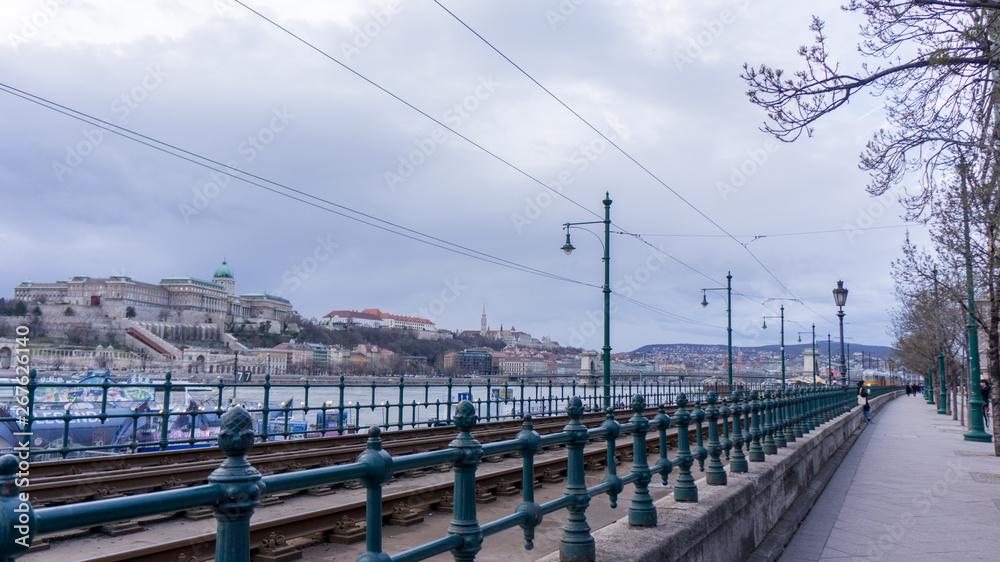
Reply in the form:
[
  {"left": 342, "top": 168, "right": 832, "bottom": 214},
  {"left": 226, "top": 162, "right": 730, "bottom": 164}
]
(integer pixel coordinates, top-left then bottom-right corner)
[
  {"left": 160, "top": 372, "right": 173, "bottom": 451},
  {"left": 0, "top": 455, "right": 34, "bottom": 559},
  {"left": 338, "top": 376, "right": 346, "bottom": 434},
  {"left": 209, "top": 406, "right": 263, "bottom": 562},
  {"left": 704, "top": 392, "right": 725, "bottom": 485},
  {"left": 672, "top": 393, "right": 697, "bottom": 502},
  {"left": 773, "top": 390, "right": 787, "bottom": 448},
  {"left": 782, "top": 389, "right": 796, "bottom": 444},
  {"left": 794, "top": 389, "right": 806, "bottom": 437},
  {"left": 762, "top": 390, "right": 778, "bottom": 455},
  {"left": 397, "top": 377, "right": 405, "bottom": 430},
  {"left": 448, "top": 400, "right": 483, "bottom": 561},
  {"left": 445, "top": 378, "right": 454, "bottom": 424},
  {"left": 559, "top": 396, "right": 594, "bottom": 561},
  {"left": 516, "top": 415, "right": 542, "bottom": 550},
  {"left": 808, "top": 387, "right": 819, "bottom": 430},
  {"left": 729, "top": 392, "right": 748, "bottom": 473},
  {"left": 748, "top": 391, "right": 764, "bottom": 462},
  {"left": 742, "top": 391, "right": 752, "bottom": 457},
  {"left": 627, "top": 395, "right": 656, "bottom": 526},
  {"left": 602, "top": 408, "right": 623, "bottom": 508},
  {"left": 653, "top": 404, "right": 673, "bottom": 484},
  {"left": 827, "top": 388, "right": 835, "bottom": 422},
  {"left": 691, "top": 398, "right": 707, "bottom": 473},
  {"left": 357, "top": 427, "right": 394, "bottom": 562},
  {"left": 261, "top": 374, "right": 271, "bottom": 441},
  {"left": 719, "top": 395, "right": 733, "bottom": 462}
]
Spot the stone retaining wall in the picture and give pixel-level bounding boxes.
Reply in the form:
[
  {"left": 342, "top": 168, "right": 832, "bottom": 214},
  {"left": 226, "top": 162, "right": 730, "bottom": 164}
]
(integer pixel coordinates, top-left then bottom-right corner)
[{"left": 539, "top": 391, "right": 900, "bottom": 562}]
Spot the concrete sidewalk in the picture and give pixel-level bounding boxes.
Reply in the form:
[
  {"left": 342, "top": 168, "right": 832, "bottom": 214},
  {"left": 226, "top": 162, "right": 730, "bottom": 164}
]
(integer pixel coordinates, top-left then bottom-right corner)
[{"left": 780, "top": 394, "right": 1000, "bottom": 561}]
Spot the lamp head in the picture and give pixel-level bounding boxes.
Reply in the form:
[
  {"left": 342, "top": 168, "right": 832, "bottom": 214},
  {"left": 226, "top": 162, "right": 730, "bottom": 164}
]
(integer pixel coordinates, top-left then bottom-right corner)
[
  {"left": 833, "top": 280, "right": 849, "bottom": 307},
  {"left": 701, "top": 291, "right": 708, "bottom": 308},
  {"left": 560, "top": 231, "right": 575, "bottom": 255},
  {"left": 762, "top": 318, "right": 767, "bottom": 330}
]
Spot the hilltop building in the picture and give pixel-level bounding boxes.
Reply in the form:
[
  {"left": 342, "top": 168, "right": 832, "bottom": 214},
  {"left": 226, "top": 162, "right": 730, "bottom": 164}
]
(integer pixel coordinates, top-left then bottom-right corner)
[
  {"left": 462, "top": 306, "right": 559, "bottom": 350},
  {"left": 13, "top": 260, "right": 294, "bottom": 325},
  {"left": 319, "top": 308, "right": 436, "bottom": 332}
]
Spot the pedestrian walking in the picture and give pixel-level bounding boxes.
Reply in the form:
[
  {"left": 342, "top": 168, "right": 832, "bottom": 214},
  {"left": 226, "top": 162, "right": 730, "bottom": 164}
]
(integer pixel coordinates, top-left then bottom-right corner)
[
  {"left": 981, "top": 380, "right": 991, "bottom": 428},
  {"left": 857, "top": 381, "right": 871, "bottom": 423}
]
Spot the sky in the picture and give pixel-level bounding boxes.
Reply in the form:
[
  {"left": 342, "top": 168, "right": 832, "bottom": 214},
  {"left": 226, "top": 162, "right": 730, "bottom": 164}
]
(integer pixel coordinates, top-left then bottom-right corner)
[{"left": 0, "top": 0, "right": 930, "bottom": 354}]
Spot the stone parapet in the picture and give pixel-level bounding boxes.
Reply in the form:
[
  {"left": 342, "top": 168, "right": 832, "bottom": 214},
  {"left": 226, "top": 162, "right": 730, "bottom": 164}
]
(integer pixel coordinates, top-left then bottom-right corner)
[{"left": 538, "top": 390, "right": 900, "bottom": 562}]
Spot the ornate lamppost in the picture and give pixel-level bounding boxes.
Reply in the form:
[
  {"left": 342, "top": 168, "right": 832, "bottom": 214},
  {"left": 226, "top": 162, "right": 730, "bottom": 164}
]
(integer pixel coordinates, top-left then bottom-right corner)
[
  {"left": 932, "top": 268, "right": 948, "bottom": 415},
  {"left": 701, "top": 272, "right": 734, "bottom": 389},
  {"left": 762, "top": 305, "right": 785, "bottom": 390},
  {"left": 561, "top": 193, "right": 613, "bottom": 409},
  {"left": 959, "top": 169, "right": 991, "bottom": 442},
  {"left": 833, "top": 281, "right": 849, "bottom": 387}
]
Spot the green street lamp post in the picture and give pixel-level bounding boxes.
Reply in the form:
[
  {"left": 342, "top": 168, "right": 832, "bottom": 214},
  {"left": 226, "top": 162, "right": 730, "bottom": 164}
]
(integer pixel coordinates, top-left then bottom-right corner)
[
  {"left": 938, "top": 346, "right": 947, "bottom": 415},
  {"left": 701, "top": 272, "right": 734, "bottom": 389},
  {"left": 562, "top": 193, "right": 613, "bottom": 410},
  {"left": 959, "top": 172, "right": 991, "bottom": 442},
  {"left": 833, "top": 281, "right": 849, "bottom": 387},
  {"left": 762, "top": 305, "right": 785, "bottom": 390},
  {"left": 932, "top": 268, "right": 948, "bottom": 416},
  {"left": 925, "top": 370, "right": 931, "bottom": 401},
  {"left": 827, "top": 334, "right": 832, "bottom": 384}
]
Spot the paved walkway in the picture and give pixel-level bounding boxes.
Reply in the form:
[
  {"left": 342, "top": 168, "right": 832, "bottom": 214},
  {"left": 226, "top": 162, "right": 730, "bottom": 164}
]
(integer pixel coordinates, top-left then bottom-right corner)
[{"left": 780, "top": 394, "right": 1000, "bottom": 561}]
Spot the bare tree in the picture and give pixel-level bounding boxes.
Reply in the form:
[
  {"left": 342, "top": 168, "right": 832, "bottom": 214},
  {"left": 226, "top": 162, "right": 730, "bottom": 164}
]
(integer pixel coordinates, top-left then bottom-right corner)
[{"left": 743, "top": 3, "right": 1000, "bottom": 216}]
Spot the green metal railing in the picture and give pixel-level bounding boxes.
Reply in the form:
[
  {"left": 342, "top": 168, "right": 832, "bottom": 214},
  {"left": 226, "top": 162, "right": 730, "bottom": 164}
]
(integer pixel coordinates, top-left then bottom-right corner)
[
  {"left": 0, "top": 384, "right": 880, "bottom": 561},
  {"left": 0, "top": 370, "right": 812, "bottom": 459}
]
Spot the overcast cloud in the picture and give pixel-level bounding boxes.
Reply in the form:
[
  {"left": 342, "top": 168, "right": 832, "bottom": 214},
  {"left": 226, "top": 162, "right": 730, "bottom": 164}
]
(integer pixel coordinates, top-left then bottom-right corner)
[{"left": 0, "top": 0, "right": 928, "bottom": 354}]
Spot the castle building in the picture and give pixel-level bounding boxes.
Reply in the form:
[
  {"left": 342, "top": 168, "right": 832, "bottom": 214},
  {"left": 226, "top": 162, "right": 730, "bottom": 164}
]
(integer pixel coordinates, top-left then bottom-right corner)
[{"left": 14, "top": 260, "right": 293, "bottom": 323}]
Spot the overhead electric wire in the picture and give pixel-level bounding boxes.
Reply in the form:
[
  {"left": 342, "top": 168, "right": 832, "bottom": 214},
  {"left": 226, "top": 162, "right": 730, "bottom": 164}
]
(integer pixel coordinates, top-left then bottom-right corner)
[
  {"left": 614, "top": 294, "right": 724, "bottom": 329},
  {"left": 231, "top": 0, "right": 739, "bottom": 295},
  {"left": 230, "top": 0, "right": 603, "bottom": 222},
  {"left": 0, "top": 82, "right": 597, "bottom": 289},
  {"left": 636, "top": 224, "right": 915, "bottom": 239},
  {"left": 430, "top": 0, "right": 832, "bottom": 320}
]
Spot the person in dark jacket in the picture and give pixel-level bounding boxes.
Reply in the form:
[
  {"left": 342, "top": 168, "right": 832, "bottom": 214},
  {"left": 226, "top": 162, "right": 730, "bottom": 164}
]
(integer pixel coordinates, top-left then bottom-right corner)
[
  {"left": 857, "top": 381, "right": 871, "bottom": 422},
  {"left": 982, "top": 380, "right": 991, "bottom": 428}
]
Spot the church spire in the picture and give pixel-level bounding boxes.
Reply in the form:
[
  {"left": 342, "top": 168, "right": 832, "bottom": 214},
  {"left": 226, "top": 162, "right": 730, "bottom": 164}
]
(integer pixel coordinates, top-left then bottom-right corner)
[{"left": 480, "top": 304, "right": 487, "bottom": 336}]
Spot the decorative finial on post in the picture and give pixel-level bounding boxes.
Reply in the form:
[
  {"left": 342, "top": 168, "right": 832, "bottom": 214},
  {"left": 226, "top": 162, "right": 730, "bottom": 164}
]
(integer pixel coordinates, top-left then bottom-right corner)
[
  {"left": 209, "top": 406, "right": 263, "bottom": 561},
  {"left": 0, "top": 455, "right": 33, "bottom": 558}
]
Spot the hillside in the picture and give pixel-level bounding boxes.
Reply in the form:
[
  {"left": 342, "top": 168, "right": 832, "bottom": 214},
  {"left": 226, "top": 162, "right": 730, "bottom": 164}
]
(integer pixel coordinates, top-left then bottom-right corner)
[{"left": 629, "top": 342, "right": 895, "bottom": 358}]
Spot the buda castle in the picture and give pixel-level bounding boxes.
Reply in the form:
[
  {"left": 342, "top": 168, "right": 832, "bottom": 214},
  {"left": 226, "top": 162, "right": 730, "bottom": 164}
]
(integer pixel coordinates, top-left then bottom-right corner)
[{"left": 14, "top": 260, "right": 293, "bottom": 325}]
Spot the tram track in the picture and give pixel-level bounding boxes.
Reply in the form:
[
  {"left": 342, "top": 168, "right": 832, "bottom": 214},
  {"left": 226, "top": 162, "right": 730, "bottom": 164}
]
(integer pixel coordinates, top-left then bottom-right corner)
[
  {"left": 26, "top": 405, "right": 689, "bottom": 506},
  {"left": 36, "top": 419, "right": 692, "bottom": 562}
]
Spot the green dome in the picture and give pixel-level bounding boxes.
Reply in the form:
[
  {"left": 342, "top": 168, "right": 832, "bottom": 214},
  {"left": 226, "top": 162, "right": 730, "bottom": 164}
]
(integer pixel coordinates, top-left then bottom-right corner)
[{"left": 214, "top": 260, "right": 234, "bottom": 279}]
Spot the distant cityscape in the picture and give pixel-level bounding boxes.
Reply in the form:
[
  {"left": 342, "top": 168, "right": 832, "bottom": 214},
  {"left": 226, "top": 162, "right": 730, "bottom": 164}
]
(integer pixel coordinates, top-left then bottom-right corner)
[{"left": 1, "top": 261, "right": 895, "bottom": 381}]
